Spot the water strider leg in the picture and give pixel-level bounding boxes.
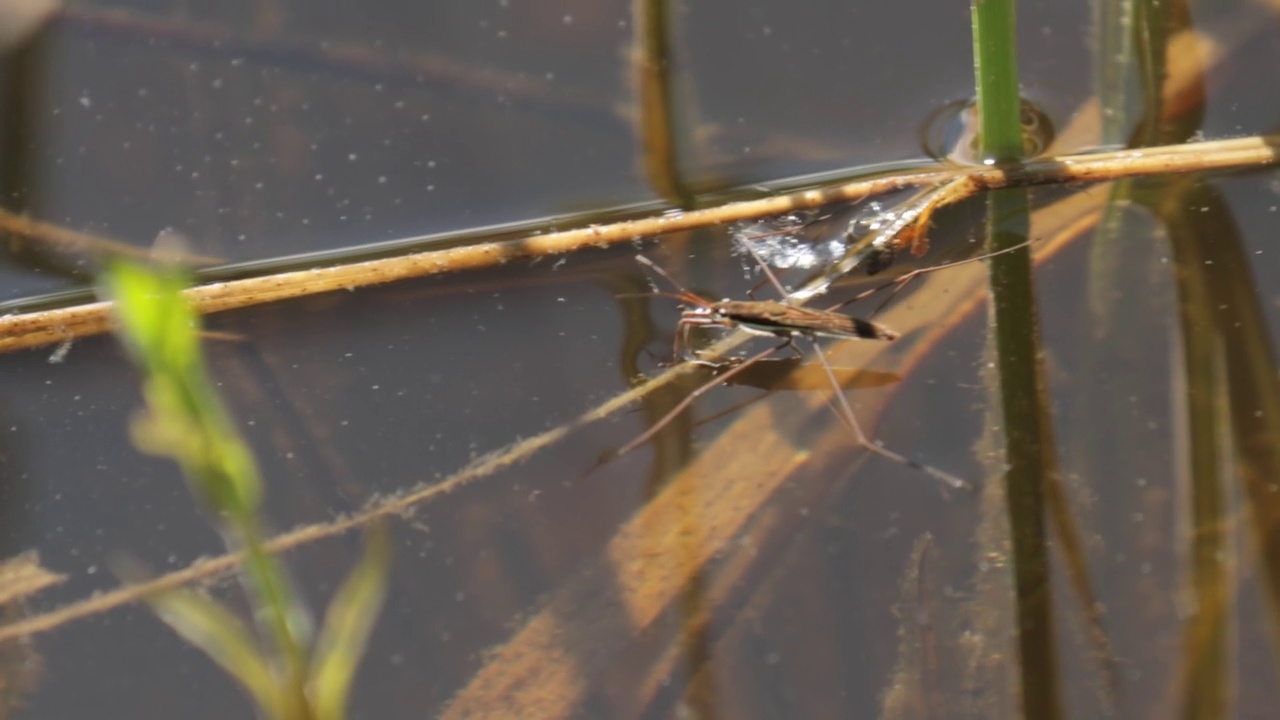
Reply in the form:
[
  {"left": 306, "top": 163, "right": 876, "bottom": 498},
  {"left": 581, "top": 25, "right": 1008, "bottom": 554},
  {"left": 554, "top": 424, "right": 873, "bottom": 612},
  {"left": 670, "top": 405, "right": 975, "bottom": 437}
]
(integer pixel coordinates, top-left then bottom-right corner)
[
  {"left": 808, "top": 337, "right": 970, "bottom": 490},
  {"left": 612, "top": 341, "right": 790, "bottom": 459},
  {"left": 742, "top": 235, "right": 967, "bottom": 486},
  {"left": 829, "top": 236, "right": 1040, "bottom": 318}
]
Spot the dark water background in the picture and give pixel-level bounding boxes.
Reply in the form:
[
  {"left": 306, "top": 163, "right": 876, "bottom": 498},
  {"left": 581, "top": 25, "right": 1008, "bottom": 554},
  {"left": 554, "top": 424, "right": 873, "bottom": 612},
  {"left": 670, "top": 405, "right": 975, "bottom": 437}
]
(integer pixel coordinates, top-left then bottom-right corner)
[{"left": 1, "top": 0, "right": 1279, "bottom": 718}]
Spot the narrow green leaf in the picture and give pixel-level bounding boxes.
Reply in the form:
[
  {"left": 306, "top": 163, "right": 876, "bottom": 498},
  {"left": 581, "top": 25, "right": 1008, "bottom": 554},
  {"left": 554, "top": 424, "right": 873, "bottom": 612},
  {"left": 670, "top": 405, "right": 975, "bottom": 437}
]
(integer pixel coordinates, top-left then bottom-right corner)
[
  {"left": 307, "top": 523, "right": 392, "bottom": 720},
  {"left": 101, "top": 259, "right": 266, "bottom": 518},
  {"left": 101, "top": 259, "right": 199, "bottom": 376},
  {"left": 146, "top": 586, "right": 289, "bottom": 720},
  {"left": 102, "top": 259, "right": 306, "bottom": 707},
  {"left": 238, "top": 533, "right": 314, "bottom": 681}
]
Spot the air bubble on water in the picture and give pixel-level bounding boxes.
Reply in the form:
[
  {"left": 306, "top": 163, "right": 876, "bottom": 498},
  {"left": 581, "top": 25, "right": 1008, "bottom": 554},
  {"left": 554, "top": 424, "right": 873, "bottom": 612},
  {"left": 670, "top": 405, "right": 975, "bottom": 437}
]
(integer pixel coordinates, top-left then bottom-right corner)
[
  {"left": 730, "top": 202, "right": 896, "bottom": 272},
  {"left": 730, "top": 209, "right": 844, "bottom": 271}
]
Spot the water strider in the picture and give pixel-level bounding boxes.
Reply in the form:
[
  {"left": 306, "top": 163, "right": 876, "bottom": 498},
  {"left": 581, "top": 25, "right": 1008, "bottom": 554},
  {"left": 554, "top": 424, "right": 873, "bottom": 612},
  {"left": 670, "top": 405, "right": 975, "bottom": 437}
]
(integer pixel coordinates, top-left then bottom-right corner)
[
  {"left": 633, "top": 254, "right": 899, "bottom": 359},
  {"left": 618, "top": 236, "right": 1038, "bottom": 490}
]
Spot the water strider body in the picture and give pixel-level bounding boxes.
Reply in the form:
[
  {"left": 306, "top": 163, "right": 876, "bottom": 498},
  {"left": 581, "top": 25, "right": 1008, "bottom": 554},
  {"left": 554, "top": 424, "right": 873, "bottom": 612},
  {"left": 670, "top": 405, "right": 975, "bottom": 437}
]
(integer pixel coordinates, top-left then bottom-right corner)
[
  {"left": 634, "top": 255, "right": 898, "bottom": 365},
  {"left": 688, "top": 298, "right": 900, "bottom": 344},
  {"left": 621, "top": 238, "right": 1036, "bottom": 490}
]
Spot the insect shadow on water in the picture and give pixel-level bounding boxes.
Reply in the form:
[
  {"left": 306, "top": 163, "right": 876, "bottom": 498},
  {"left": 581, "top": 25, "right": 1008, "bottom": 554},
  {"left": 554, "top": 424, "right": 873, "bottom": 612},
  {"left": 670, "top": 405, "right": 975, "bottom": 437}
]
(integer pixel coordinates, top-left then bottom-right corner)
[{"left": 602, "top": 233, "right": 1037, "bottom": 490}]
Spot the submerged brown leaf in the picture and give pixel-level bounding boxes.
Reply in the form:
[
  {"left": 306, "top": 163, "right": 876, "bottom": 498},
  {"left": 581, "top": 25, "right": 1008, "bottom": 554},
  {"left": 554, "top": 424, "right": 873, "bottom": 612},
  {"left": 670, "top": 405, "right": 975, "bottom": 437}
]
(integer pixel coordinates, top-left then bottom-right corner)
[
  {"left": 0, "top": 552, "right": 64, "bottom": 607},
  {"left": 0, "top": 552, "right": 60, "bottom": 719}
]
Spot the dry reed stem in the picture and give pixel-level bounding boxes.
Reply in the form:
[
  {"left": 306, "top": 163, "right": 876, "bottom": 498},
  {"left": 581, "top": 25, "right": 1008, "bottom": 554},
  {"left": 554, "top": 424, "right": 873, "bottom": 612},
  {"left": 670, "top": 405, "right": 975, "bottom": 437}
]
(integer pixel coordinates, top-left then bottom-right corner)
[
  {"left": 0, "top": 209, "right": 221, "bottom": 266},
  {"left": 1, "top": 134, "right": 1277, "bottom": 356}
]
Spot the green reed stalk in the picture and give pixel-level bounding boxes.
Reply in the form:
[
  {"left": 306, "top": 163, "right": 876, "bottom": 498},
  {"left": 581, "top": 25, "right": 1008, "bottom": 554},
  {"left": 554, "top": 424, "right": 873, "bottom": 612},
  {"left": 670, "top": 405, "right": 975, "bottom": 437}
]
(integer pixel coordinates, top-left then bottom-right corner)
[{"left": 971, "top": 1, "right": 1063, "bottom": 718}]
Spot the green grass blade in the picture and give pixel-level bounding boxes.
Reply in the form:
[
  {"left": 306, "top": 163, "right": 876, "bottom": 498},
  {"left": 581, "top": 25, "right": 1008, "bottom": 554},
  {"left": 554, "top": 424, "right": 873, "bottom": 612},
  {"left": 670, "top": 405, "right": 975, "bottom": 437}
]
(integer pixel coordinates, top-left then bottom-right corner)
[
  {"left": 970, "top": 0, "right": 1022, "bottom": 163},
  {"left": 144, "top": 585, "right": 289, "bottom": 719},
  {"left": 102, "top": 258, "right": 264, "bottom": 518},
  {"left": 307, "top": 523, "right": 392, "bottom": 720},
  {"left": 99, "top": 258, "right": 200, "bottom": 377},
  {"left": 101, "top": 258, "right": 312, "bottom": 699},
  {"left": 238, "top": 531, "right": 315, "bottom": 679}
]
